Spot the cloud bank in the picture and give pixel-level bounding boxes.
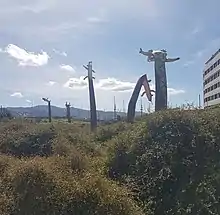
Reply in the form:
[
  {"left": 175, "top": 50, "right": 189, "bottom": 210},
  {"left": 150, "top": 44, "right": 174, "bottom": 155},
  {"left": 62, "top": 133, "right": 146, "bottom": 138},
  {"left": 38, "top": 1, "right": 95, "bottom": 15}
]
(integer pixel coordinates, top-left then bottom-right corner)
[
  {"left": 10, "top": 92, "right": 24, "bottom": 98},
  {"left": 63, "top": 76, "right": 185, "bottom": 95},
  {"left": 3, "top": 44, "right": 49, "bottom": 67}
]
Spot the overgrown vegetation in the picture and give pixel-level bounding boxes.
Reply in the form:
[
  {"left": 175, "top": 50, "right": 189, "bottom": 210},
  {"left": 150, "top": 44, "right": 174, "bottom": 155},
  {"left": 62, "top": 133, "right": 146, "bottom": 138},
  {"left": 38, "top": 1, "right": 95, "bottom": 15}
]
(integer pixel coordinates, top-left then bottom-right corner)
[
  {"left": 107, "top": 109, "right": 220, "bottom": 214},
  {"left": 1, "top": 108, "right": 220, "bottom": 214}
]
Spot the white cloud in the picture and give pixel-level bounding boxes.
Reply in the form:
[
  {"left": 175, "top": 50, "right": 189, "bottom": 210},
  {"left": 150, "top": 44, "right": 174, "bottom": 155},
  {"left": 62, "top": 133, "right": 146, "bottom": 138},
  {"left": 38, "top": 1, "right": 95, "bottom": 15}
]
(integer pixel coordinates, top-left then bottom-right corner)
[
  {"left": 183, "top": 60, "right": 194, "bottom": 67},
  {"left": 87, "top": 17, "right": 106, "bottom": 24},
  {"left": 97, "top": 78, "right": 135, "bottom": 92},
  {"left": 0, "top": 1, "right": 186, "bottom": 110},
  {"left": 4, "top": 44, "right": 49, "bottom": 67},
  {"left": 20, "top": 1, "right": 55, "bottom": 14},
  {"left": 53, "top": 49, "right": 67, "bottom": 57},
  {"left": 168, "top": 88, "right": 185, "bottom": 95},
  {"left": 60, "top": 64, "right": 75, "bottom": 72},
  {"left": 10, "top": 92, "right": 24, "bottom": 98},
  {"left": 26, "top": 99, "right": 32, "bottom": 103},
  {"left": 96, "top": 78, "right": 185, "bottom": 96},
  {"left": 46, "top": 81, "right": 56, "bottom": 86},
  {"left": 63, "top": 76, "right": 185, "bottom": 96},
  {"left": 0, "top": 0, "right": 159, "bottom": 42},
  {"left": 63, "top": 76, "right": 87, "bottom": 89}
]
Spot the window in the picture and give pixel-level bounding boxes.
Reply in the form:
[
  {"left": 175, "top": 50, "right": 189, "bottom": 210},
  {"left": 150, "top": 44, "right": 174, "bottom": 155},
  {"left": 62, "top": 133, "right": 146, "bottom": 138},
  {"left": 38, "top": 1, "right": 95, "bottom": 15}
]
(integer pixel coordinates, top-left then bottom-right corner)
[
  {"left": 204, "top": 58, "right": 220, "bottom": 77},
  {"left": 204, "top": 69, "right": 220, "bottom": 86}
]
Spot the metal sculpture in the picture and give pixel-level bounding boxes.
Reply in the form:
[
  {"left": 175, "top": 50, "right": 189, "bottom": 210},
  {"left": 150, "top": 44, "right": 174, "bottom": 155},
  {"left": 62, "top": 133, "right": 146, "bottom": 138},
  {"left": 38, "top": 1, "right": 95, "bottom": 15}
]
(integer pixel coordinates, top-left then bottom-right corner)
[
  {"left": 42, "top": 97, "right": 52, "bottom": 122},
  {"left": 127, "top": 74, "right": 153, "bottom": 123},
  {"left": 139, "top": 48, "right": 180, "bottom": 111},
  {"left": 141, "top": 74, "right": 155, "bottom": 100},
  {"left": 83, "top": 61, "right": 97, "bottom": 132},
  {"left": 65, "top": 102, "right": 71, "bottom": 123}
]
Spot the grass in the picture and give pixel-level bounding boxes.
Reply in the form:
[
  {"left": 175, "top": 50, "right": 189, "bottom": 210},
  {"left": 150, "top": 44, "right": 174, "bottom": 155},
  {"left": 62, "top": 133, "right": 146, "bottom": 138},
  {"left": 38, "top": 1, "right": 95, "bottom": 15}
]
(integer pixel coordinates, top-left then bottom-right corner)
[{"left": 1, "top": 108, "right": 220, "bottom": 214}]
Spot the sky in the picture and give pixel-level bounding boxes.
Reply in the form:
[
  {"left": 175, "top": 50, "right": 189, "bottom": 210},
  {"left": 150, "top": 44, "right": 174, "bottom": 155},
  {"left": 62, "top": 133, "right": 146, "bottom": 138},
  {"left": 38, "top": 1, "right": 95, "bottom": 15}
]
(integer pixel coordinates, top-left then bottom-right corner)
[{"left": 0, "top": 0, "right": 219, "bottom": 111}]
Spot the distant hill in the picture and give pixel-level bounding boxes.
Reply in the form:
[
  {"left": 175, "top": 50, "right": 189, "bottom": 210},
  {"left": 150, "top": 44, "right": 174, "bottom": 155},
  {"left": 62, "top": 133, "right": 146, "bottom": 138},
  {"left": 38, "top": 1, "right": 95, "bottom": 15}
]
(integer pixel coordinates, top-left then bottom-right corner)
[{"left": 7, "top": 105, "right": 142, "bottom": 120}]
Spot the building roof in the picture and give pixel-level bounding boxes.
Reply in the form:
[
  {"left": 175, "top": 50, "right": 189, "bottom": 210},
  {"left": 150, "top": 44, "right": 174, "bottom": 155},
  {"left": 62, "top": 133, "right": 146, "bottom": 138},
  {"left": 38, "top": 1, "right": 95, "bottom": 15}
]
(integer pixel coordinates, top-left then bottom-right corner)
[{"left": 205, "top": 49, "right": 220, "bottom": 65}]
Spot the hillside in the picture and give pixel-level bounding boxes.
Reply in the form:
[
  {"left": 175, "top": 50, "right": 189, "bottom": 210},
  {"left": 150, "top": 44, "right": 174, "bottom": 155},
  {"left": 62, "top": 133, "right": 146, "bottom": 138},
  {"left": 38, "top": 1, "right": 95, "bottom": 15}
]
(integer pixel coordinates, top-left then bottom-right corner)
[
  {"left": 0, "top": 108, "right": 220, "bottom": 214},
  {"left": 6, "top": 105, "right": 140, "bottom": 120}
]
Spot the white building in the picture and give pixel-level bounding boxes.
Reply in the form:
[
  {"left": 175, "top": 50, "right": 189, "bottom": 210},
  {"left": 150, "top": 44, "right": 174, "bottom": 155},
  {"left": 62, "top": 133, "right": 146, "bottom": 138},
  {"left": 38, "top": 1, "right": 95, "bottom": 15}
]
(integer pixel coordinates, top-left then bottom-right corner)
[{"left": 203, "top": 49, "right": 220, "bottom": 107}]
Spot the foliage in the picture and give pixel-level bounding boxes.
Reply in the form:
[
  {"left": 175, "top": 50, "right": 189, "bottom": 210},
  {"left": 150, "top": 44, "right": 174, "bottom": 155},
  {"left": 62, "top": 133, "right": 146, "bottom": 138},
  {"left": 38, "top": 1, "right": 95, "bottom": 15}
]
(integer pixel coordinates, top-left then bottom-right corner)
[
  {"left": 0, "top": 155, "right": 144, "bottom": 215},
  {"left": 1, "top": 108, "right": 220, "bottom": 214},
  {"left": 107, "top": 109, "right": 220, "bottom": 214},
  {"left": 0, "top": 120, "right": 143, "bottom": 215},
  {"left": 94, "top": 121, "right": 132, "bottom": 143},
  {"left": 0, "top": 122, "right": 56, "bottom": 157}
]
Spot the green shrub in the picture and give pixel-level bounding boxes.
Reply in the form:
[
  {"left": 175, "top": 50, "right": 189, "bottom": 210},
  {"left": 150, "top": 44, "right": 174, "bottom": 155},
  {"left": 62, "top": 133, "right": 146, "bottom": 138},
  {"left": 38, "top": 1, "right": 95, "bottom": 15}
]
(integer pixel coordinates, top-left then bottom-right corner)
[
  {"left": 2, "top": 109, "right": 220, "bottom": 214},
  {"left": 0, "top": 123, "right": 56, "bottom": 157},
  {"left": 107, "top": 109, "right": 220, "bottom": 214},
  {"left": 0, "top": 157, "right": 144, "bottom": 215},
  {"left": 95, "top": 122, "right": 132, "bottom": 143}
]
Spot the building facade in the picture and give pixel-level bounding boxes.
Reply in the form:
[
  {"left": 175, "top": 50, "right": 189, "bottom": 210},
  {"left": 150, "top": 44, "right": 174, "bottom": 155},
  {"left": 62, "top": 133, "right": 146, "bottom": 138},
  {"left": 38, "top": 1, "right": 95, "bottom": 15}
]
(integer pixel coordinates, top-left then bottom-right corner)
[{"left": 203, "top": 49, "right": 220, "bottom": 107}]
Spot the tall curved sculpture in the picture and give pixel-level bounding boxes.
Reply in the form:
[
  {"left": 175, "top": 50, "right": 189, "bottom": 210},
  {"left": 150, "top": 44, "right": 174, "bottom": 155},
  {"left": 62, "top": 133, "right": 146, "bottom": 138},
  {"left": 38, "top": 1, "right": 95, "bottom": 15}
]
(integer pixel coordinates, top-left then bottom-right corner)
[
  {"left": 127, "top": 74, "right": 153, "bottom": 123},
  {"left": 139, "top": 49, "right": 180, "bottom": 111}
]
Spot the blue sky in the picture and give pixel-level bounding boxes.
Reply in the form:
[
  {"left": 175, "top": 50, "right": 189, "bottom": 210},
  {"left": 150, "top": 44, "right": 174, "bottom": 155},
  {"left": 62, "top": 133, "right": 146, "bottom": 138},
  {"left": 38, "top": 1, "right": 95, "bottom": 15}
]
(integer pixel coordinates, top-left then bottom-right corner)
[{"left": 0, "top": 0, "right": 219, "bottom": 111}]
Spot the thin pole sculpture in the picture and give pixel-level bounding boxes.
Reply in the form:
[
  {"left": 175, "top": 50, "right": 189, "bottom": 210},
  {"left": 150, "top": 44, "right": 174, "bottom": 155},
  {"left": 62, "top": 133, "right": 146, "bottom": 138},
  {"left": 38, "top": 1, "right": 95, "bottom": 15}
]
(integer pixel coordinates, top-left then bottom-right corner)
[
  {"left": 139, "top": 49, "right": 180, "bottom": 111},
  {"left": 0, "top": 105, "right": 2, "bottom": 118},
  {"left": 140, "top": 98, "right": 143, "bottom": 117},
  {"left": 83, "top": 61, "right": 97, "bottom": 132},
  {"left": 198, "top": 94, "right": 201, "bottom": 109},
  {"left": 42, "top": 97, "right": 52, "bottom": 122},
  {"left": 65, "top": 102, "right": 71, "bottom": 123},
  {"left": 113, "top": 96, "right": 117, "bottom": 121},
  {"left": 123, "top": 100, "right": 125, "bottom": 113}
]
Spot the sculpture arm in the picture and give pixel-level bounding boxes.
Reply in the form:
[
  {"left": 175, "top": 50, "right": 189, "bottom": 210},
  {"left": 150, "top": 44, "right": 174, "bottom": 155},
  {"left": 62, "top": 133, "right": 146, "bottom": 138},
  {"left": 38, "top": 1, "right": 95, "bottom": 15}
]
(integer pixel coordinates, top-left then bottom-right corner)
[
  {"left": 165, "top": 57, "right": 180, "bottom": 62},
  {"left": 139, "top": 48, "right": 150, "bottom": 56}
]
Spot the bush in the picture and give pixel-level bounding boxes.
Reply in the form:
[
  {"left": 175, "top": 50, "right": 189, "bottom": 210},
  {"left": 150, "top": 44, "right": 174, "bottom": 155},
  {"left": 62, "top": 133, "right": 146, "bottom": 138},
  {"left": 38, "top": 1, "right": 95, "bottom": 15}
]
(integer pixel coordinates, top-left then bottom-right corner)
[
  {"left": 2, "top": 109, "right": 220, "bottom": 214},
  {"left": 0, "top": 123, "right": 56, "bottom": 157},
  {"left": 0, "top": 157, "right": 144, "bottom": 215},
  {"left": 0, "top": 120, "right": 144, "bottom": 215},
  {"left": 95, "top": 122, "right": 132, "bottom": 143},
  {"left": 107, "top": 109, "right": 220, "bottom": 214}
]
